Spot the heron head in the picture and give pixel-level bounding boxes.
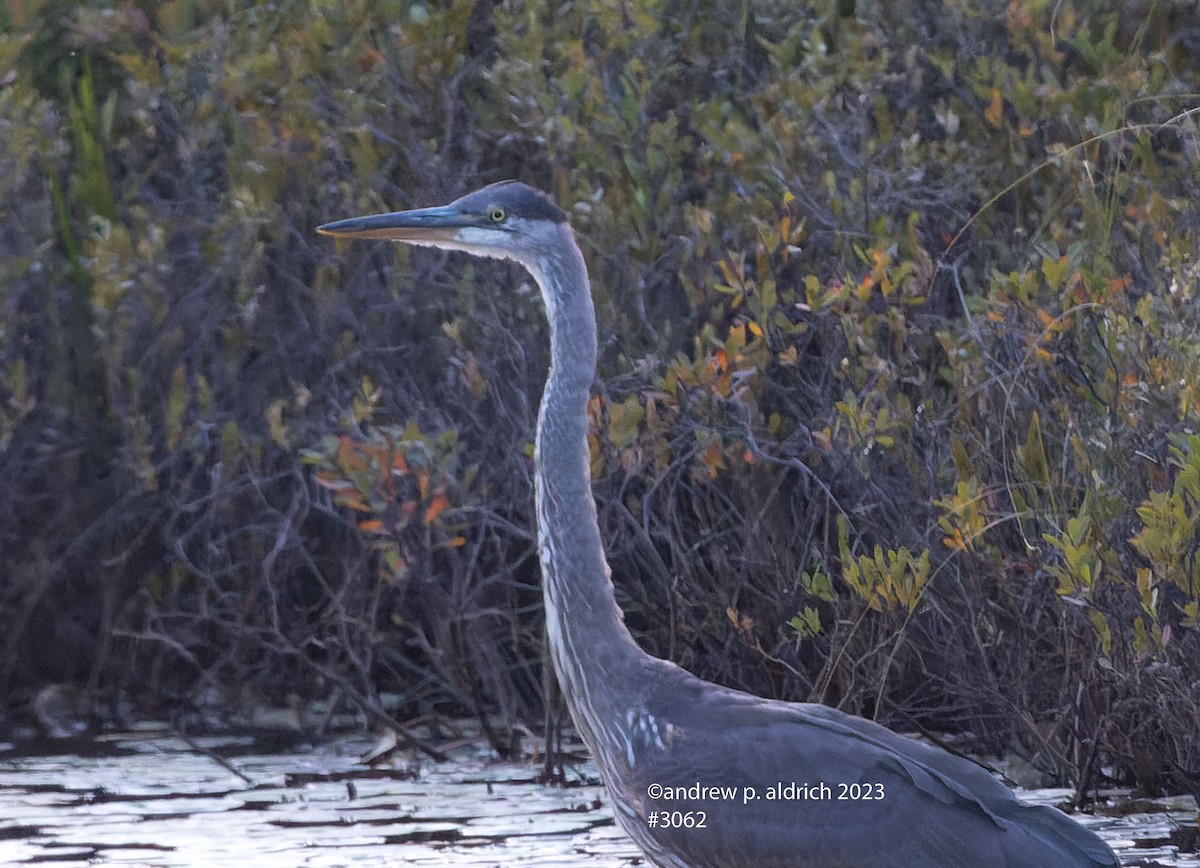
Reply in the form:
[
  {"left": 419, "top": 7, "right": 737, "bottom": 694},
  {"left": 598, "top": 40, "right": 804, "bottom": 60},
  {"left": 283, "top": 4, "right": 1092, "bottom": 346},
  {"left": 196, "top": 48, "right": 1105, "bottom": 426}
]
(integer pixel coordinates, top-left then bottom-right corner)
[{"left": 317, "top": 181, "right": 569, "bottom": 271}]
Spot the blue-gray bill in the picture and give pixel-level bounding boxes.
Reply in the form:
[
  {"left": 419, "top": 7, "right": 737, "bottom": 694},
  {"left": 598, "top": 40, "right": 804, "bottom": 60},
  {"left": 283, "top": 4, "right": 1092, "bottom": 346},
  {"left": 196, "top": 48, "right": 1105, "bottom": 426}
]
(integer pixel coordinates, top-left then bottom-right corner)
[{"left": 317, "top": 204, "right": 481, "bottom": 242}]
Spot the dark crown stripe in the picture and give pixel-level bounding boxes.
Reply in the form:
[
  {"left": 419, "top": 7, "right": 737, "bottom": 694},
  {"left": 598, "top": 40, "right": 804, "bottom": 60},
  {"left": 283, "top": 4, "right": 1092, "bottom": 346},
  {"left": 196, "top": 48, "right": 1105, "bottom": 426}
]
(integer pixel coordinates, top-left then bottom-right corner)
[{"left": 455, "top": 181, "right": 568, "bottom": 224}]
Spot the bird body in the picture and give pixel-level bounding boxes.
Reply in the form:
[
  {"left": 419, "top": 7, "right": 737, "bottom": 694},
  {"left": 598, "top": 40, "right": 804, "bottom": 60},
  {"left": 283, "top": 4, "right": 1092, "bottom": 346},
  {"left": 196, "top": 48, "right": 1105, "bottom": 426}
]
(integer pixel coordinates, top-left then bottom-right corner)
[
  {"left": 597, "top": 658, "right": 1116, "bottom": 867},
  {"left": 319, "top": 181, "right": 1118, "bottom": 867}
]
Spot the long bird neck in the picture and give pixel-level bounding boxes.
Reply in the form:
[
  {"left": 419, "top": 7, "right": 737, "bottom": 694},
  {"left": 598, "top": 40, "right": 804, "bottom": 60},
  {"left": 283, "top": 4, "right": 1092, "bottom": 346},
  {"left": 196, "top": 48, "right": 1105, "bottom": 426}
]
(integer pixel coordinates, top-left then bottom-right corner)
[{"left": 529, "top": 227, "right": 642, "bottom": 752}]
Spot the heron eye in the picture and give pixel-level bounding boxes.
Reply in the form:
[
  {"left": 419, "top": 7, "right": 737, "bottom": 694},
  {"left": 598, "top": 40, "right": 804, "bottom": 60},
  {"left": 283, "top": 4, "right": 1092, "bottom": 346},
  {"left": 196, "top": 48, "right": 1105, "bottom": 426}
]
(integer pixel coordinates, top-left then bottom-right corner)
[{"left": 488, "top": 207, "right": 507, "bottom": 223}]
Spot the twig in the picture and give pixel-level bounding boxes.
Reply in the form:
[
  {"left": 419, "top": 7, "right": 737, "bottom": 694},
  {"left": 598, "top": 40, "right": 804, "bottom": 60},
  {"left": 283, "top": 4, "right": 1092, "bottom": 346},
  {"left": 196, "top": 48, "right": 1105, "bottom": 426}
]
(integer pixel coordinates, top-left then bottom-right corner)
[{"left": 173, "top": 729, "right": 255, "bottom": 784}]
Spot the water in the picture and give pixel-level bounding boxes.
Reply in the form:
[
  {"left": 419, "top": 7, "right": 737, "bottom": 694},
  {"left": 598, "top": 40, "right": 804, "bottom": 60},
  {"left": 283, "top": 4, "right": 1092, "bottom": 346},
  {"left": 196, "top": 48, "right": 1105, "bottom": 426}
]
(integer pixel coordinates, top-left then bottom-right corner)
[{"left": 0, "top": 730, "right": 1194, "bottom": 866}]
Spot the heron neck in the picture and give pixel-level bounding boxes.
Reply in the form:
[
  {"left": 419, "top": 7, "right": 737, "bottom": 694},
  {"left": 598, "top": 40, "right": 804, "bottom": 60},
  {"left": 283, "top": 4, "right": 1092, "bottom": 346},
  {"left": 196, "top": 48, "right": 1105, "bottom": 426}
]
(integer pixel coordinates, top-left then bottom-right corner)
[{"left": 529, "top": 231, "right": 642, "bottom": 736}]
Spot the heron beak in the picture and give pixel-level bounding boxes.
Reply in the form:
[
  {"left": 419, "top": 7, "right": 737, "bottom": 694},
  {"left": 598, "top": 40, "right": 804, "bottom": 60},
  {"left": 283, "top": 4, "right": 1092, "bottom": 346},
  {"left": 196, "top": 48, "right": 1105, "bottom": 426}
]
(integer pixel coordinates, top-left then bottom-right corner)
[{"left": 316, "top": 204, "right": 476, "bottom": 243}]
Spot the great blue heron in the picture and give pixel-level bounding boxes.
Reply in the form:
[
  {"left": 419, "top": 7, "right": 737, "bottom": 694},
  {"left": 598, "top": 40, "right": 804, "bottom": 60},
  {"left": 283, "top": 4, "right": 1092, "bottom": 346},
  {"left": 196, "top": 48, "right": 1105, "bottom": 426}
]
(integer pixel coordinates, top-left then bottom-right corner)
[{"left": 318, "top": 181, "right": 1118, "bottom": 867}]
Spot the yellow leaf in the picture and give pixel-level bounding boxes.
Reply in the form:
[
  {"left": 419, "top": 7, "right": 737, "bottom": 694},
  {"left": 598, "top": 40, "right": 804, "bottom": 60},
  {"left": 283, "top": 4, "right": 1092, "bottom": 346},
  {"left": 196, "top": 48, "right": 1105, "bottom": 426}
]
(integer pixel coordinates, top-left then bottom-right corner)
[
  {"left": 725, "top": 324, "right": 746, "bottom": 359},
  {"left": 1041, "top": 255, "right": 1069, "bottom": 289},
  {"left": 717, "top": 259, "right": 740, "bottom": 287},
  {"left": 608, "top": 395, "right": 643, "bottom": 450},
  {"left": 761, "top": 278, "right": 777, "bottom": 310},
  {"left": 725, "top": 606, "right": 753, "bottom": 636}
]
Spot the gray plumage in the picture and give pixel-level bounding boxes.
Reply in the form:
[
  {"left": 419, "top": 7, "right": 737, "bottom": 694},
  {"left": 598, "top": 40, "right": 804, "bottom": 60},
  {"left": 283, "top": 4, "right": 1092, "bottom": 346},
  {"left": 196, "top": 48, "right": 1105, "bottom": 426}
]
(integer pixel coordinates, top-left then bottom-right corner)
[{"left": 319, "top": 181, "right": 1119, "bottom": 867}]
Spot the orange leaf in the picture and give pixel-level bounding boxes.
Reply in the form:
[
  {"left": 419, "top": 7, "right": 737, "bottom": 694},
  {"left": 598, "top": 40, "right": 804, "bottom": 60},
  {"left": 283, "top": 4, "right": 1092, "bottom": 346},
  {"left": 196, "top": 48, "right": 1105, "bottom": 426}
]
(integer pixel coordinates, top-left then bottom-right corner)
[
  {"left": 361, "top": 442, "right": 388, "bottom": 465},
  {"left": 336, "top": 435, "right": 366, "bottom": 472},
  {"left": 942, "top": 529, "right": 965, "bottom": 551},
  {"left": 423, "top": 492, "right": 450, "bottom": 525},
  {"left": 703, "top": 441, "right": 725, "bottom": 478},
  {"left": 314, "top": 472, "right": 347, "bottom": 490},
  {"left": 1107, "top": 275, "right": 1132, "bottom": 294},
  {"left": 856, "top": 273, "right": 876, "bottom": 300},
  {"left": 358, "top": 519, "right": 384, "bottom": 533},
  {"left": 984, "top": 87, "right": 1004, "bottom": 128},
  {"left": 356, "top": 44, "right": 384, "bottom": 73},
  {"left": 339, "top": 493, "right": 372, "bottom": 513}
]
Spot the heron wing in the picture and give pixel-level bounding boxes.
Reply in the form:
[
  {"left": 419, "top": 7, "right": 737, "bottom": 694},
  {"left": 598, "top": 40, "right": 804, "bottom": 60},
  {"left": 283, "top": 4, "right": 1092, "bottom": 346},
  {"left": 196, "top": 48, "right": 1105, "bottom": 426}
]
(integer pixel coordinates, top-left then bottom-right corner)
[{"left": 606, "top": 663, "right": 1115, "bottom": 867}]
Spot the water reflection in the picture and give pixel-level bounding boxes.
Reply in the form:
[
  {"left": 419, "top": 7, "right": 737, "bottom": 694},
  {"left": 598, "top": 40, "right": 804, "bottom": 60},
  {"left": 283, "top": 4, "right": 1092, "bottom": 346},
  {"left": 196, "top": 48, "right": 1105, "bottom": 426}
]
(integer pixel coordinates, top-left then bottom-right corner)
[{"left": 0, "top": 732, "right": 1193, "bottom": 866}]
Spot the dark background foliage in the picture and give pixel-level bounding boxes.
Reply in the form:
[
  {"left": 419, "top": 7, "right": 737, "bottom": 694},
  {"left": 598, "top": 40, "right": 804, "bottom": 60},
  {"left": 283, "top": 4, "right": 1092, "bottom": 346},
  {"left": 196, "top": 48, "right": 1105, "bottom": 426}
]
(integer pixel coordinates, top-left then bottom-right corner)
[{"left": 2, "top": 0, "right": 1199, "bottom": 796}]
